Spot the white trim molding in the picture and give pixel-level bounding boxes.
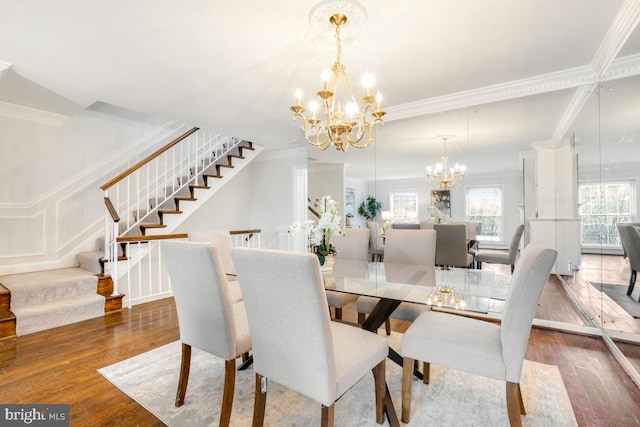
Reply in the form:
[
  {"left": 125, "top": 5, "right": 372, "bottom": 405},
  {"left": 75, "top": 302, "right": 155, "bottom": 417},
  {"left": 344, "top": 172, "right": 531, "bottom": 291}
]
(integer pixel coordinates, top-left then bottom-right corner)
[
  {"left": 0, "top": 101, "right": 69, "bottom": 127},
  {"left": 385, "top": 65, "right": 598, "bottom": 122}
]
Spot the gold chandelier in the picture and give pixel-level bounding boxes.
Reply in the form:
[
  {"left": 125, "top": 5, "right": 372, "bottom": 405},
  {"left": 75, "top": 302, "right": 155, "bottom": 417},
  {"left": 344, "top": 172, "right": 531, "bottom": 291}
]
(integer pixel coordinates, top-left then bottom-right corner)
[
  {"left": 426, "top": 137, "right": 466, "bottom": 190},
  {"left": 290, "top": 11, "right": 385, "bottom": 152}
]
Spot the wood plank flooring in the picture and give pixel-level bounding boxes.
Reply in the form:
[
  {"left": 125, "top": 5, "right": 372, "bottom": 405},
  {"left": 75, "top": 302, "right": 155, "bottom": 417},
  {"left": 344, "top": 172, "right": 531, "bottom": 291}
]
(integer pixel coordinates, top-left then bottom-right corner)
[{"left": 2, "top": 263, "right": 640, "bottom": 426}]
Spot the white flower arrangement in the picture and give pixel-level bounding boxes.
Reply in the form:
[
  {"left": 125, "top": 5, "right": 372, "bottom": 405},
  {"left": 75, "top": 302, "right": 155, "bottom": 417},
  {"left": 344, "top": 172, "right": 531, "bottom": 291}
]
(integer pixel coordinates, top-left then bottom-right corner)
[
  {"left": 429, "top": 206, "right": 450, "bottom": 223},
  {"left": 289, "top": 195, "right": 343, "bottom": 256}
]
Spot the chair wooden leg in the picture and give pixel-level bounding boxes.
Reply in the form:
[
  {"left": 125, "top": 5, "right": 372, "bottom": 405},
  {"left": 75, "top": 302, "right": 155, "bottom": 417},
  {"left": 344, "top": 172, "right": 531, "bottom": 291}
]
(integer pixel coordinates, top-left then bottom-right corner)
[
  {"left": 517, "top": 382, "right": 526, "bottom": 415},
  {"left": 220, "top": 359, "right": 236, "bottom": 427},
  {"left": 477, "top": 261, "right": 482, "bottom": 270},
  {"left": 321, "top": 404, "right": 335, "bottom": 427},
  {"left": 252, "top": 373, "right": 267, "bottom": 427},
  {"left": 384, "top": 318, "right": 391, "bottom": 335},
  {"left": 506, "top": 381, "right": 523, "bottom": 427},
  {"left": 627, "top": 270, "right": 637, "bottom": 296},
  {"left": 242, "top": 352, "right": 250, "bottom": 363},
  {"left": 175, "top": 343, "right": 191, "bottom": 407},
  {"left": 423, "top": 361, "right": 430, "bottom": 384},
  {"left": 335, "top": 307, "right": 343, "bottom": 321},
  {"left": 358, "top": 312, "right": 366, "bottom": 324},
  {"left": 372, "top": 360, "right": 386, "bottom": 424},
  {"left": 402, "top": 357, "right": 413, "bottom": 423}
]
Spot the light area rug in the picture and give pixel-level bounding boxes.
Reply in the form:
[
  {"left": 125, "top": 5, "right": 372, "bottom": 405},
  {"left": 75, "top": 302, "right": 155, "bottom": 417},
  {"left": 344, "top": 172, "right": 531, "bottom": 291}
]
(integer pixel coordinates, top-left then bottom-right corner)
[{"left": 99, "top": 335, "right": 577, "bottom": 427}]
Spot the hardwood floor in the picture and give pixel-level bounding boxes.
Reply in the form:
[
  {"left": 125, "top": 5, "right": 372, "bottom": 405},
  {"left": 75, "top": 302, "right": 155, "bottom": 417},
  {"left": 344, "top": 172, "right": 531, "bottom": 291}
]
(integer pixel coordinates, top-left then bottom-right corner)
[{"left": 1, "top": 283, "right": 640, "bottom": 426}]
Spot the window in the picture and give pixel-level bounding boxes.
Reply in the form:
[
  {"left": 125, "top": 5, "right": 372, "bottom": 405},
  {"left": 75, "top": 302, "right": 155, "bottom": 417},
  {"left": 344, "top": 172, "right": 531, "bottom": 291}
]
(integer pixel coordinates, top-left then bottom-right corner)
[
  {"left": 465, "top": 187, "right": 503, "bottom": 241},
  {"left": 390, "top": 190, "right": 418, "bottom": 222},
  {"left": 579, "top": 181, "right": 634, "bottom": 247}
]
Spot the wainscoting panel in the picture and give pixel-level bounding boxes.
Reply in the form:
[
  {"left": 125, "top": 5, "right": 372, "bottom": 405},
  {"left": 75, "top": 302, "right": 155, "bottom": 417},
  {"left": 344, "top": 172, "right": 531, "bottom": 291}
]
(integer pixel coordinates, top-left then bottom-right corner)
[{"left": 0, "top": 211, "right": 46, "bottom": 258}]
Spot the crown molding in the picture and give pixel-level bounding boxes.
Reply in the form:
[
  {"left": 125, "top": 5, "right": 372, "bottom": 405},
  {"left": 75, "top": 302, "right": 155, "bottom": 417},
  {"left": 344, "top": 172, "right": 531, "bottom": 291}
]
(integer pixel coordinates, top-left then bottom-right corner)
[
  {"left": 602, "top": 52, "right": 640, "bottom": 81},
  {"left": 384, "top": 66, "right": 598, "bottom": 122},
  {"left": 0, "top": 101, "right": 69, "bottom": 127},
  {"left": 551, "top": 83, "right": 598, "bottom": 143},
  {"left": 384, "top": 52, "right": 640, "bottom": 124},
  {"left": 591, "top": 0, "right": 640, "bottom": 77}
]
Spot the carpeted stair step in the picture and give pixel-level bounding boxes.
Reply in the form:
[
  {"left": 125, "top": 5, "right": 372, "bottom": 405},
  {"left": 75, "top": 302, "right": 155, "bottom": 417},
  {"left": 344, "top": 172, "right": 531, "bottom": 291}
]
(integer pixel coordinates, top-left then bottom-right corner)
[
  {"left": 4, "top": 268, "right": 99, "bottom": 307},
  {"left": 78, "top": 250, "right": 105, "bottom": 274},
  {"left": 0, "top": 268, "right": 105, "bottom": 336},
  {"left": 11, "top": 294, "right": 104, "bottom": 336}
]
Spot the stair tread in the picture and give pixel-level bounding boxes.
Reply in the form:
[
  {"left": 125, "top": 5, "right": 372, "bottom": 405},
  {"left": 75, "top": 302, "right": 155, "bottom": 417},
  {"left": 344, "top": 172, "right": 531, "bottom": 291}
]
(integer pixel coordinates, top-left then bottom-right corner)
[
  {"left": 175, "top": 196, "right": 197, "bottom": 201},
  {"left": 189, "top": 185, "right": 210, "bottom": 189},
  {"left": 158, "top": 209, "right": 183, "bottom": 214},
  {"left": 140, "top": 223, "right": 166, "bottom": 228}
]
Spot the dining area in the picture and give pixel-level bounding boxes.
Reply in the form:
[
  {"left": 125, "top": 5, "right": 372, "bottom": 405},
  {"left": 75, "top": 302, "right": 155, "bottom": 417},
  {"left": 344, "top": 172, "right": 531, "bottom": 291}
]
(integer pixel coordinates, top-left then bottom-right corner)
[{"left": 153, "top": 225, "right": 559, "bottom": 427}]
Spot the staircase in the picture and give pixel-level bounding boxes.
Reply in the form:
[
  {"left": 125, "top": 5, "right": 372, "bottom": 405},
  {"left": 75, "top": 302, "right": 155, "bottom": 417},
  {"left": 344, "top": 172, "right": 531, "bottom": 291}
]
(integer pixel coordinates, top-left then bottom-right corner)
[
  {"left": 0, "top": 127, "right": 263, "bottom": 339},
  {"left": 0, "top": 268, "right": 104, "bottom": 337}
]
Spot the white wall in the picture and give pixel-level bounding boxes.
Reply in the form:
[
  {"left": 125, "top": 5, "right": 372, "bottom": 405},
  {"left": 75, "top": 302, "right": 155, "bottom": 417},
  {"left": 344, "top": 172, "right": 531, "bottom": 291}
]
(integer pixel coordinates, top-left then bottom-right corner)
[
  {"left": 0, "top": 94, "right": 186, "bottom": 274},
  {"left": 176, "top": 147, "right": 307, "bottom": 251}
]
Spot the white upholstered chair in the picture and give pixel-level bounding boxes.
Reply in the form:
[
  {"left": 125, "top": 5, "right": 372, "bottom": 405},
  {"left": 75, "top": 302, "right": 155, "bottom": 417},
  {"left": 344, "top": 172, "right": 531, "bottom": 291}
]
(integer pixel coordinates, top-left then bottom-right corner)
[
  {"left": 160, "top": 241, "right": 251, "bottom": 427},
  {"left": 325, "top": 228, "right": 370, "bottom": 320},
  {"left": 356, "top": 229, "right": 437, "bottom": 333},
  {"left": 231, "top": 247, "right": 388, "bottom": 427},
  {"left": 366, "top": 221, "right": 385, "bottom": 262},
  {"left": 400, "top": 241, "right": 557, "bottom": 426},
  {"left": 476, "top": 224, "right": 525, "bottom": 273},
  {"left": 434, "top": 223, "right": 474, "bottom": 268},
  {"left": 189, "top": 229, "right": 242, "bottom": 303}
]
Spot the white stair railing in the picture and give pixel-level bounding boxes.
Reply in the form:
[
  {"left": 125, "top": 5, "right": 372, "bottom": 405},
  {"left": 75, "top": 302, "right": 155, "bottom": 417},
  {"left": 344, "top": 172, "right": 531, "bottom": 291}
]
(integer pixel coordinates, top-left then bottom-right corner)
[
  {"left": 100, "top": 127, "right": 247, "bottom": 297},
  {"left": 117, "top": 229, "right": 262, "bottom": 307}
]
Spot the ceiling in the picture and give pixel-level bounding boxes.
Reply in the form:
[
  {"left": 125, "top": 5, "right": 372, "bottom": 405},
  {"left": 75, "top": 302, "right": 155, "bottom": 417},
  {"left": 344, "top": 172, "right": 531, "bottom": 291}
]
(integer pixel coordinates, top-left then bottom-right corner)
[{"left": 1, "top": 0, "right": 640, "bottom": 180}]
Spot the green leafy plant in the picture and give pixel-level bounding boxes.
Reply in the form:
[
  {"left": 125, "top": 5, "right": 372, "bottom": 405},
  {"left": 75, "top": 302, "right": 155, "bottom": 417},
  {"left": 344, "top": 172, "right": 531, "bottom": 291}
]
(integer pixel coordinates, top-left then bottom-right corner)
[{"left": 358, "top": 196, "right": 382, "bottom": 221}]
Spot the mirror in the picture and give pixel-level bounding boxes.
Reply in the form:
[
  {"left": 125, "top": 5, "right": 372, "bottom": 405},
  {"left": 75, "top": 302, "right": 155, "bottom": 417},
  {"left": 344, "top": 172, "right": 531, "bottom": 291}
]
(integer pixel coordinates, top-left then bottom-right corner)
[{"left": 307, "top": 30, "right": 640, "bottom": 375}]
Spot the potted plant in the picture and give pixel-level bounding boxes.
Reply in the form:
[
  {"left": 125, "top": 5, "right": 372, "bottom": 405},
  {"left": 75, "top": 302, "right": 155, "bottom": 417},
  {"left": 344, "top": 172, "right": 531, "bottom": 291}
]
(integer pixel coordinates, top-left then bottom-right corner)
[{"left": 358, "top": 196, "right": 382, "bottom": 222}]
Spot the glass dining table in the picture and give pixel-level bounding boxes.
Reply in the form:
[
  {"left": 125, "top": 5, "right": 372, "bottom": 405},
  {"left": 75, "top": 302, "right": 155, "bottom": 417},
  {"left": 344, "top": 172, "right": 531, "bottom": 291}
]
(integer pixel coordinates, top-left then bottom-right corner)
[
  {"left": 324, "top": 259, "right": 510, "bottom": 316},
  {"left": 322, "top": 259, "right": 511, "bottom": 427},
  {"left": 323, "top": 259, "right": 510, "bottom": 358}
]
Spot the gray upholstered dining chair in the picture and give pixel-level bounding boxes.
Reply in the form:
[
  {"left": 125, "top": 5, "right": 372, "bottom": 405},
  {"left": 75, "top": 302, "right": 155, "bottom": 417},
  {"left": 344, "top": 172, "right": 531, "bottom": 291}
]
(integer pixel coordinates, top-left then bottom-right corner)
[
  {"left": 400, "top": 241, "right": 557, "bottom": 426},
  {"left": 325, "top": 228, "right": 370, "bottom": 320},
  {"left": 616, "top": 222, "right": 640, "bottom": 259},
  {"left": 434, "top": 223, "right": 474, "bottom": 268},
  {"left": 161, "top": 241, "right": 251, "bottom": 427},
  {"left": 366, "top": 221, "right": 385, "bottom": 262},
  {"left": 356, "top": 229, "right": 437, "bottom": 333},
  {"left": 616, "top": 223, "right": 640, "bottom": 299},
  {"left": 392, "top": 223, "right": 421, "bottom": 229},
  {"left": 231, "top": 247, "right": 388, "bottom": 427},
  {"left": 476, "top": 224, "right": 525, "bottom": 273},
  {"left": 189, "top": 229, "right": 242, "bottom": 303}
]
